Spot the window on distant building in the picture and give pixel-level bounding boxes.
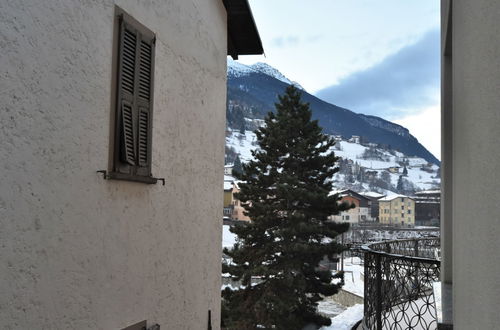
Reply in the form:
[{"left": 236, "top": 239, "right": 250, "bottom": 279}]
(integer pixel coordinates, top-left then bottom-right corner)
[
  {"left": 108, "top": 8, "right": 158, "bottom": 184},
  {"left": 408, "top": 210, "right": 411, "bottom": 214}
]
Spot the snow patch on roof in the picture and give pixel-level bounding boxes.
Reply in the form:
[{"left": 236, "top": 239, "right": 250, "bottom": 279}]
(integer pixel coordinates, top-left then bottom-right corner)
[
  {"left": 224, "top": 181, "right": 233, "bottom": 190},
  {"left": 362, "top": 191, "right": 386, "bottom": 198},
  {"left": 379, "top": 194, "right": 414, "bottom": 201}
]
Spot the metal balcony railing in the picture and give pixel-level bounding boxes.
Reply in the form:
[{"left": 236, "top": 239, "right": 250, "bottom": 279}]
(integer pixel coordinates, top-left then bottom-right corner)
[{"left": 361, "top": 238, "right": 440, "bottom": 330}]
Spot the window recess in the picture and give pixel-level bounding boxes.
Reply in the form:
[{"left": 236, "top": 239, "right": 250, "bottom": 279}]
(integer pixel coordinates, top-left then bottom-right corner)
[{"left": 100, "top": 8, "right": 163, "bottom": 185}]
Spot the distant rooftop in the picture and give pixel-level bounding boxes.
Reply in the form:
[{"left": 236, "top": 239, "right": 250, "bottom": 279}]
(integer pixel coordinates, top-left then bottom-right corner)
[
  {"left": 362, "top": 191, "right": 386, "bottom": 198},
  {"left": 380, "top": 194, "right": 414, "bottom": 201}
]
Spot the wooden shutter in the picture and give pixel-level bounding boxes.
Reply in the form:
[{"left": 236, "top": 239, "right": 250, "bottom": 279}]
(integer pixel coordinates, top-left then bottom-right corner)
[
  {"left": 115, "top": 13, "right": 155, "bottom": 177},
  {"left": 117, "top": 21, "right": 138, "bottom": 166},
  {"left": 136, "top": 36, "right": 154, "bottom": 174}
]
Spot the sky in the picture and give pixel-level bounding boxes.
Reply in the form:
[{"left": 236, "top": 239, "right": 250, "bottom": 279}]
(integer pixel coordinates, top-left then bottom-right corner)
[{"left": 238, "top": 0, "right": 441, "bottom": 159}]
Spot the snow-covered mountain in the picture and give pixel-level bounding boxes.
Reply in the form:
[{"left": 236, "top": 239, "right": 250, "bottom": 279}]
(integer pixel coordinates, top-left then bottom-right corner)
[
  {"left": 226, "top": 59, "right": 440, "bottom": 166},
  {"left": 226, "top": 127, "right": 440, "bottom": 194},
  {"left": 228, "top": 59, "right": 304, "bottom": 90}
]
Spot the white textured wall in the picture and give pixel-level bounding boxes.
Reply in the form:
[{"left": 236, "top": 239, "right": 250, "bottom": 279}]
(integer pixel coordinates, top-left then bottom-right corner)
[
  {"left": 0, "top": 0, "right": 226, "bottom": 329},
  {"left": 449, "top": 1, "right": 500, "bottom": 328}
]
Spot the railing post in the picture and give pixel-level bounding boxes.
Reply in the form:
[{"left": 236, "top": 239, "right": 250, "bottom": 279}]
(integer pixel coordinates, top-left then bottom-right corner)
[
  {"left": 414, "top": 239, "right": 419, "bottom": 257},
  {"left": 375, "top": 253, "right": 382, "bottom": 330}
]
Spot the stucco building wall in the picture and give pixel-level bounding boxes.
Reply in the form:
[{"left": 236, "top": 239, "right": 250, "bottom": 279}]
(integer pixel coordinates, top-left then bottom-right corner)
[
  {"left": 379, "top": 197, "right": 414, "bottom": 226},
  {"left": 0, "top": 0, "right": 226, "bottom": 329},
  {"left": 330, "top": 196, "right": 360, "bottom": 224},
  {"left": 441, "top": 0, "right": 500, "bottom": 328}
]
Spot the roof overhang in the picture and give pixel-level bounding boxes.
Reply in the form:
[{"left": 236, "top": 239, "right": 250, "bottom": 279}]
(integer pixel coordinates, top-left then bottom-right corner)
[{"left": 223, "top": 0, "right": 264, "bottom": 60}]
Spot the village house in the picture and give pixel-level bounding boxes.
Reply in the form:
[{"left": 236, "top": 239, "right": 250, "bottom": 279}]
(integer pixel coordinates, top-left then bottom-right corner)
[
  {"left": 414, "top": 189, "right": 440, "bottom": 226},
  {"left": 223, "top": 181, "right": 234, "bottom": 218},
  {"left": 378, "top": 195, "right": 415, "bottom": 227},
  {"left": 387, "top": 166, "right": 401, "bottom": 174},
  {"left": 223, "top": 179, "right": 250, "bottom": 222},
  {"left": 349, "top": 135, "right": 361, "bottom": 144},
  {"left": 224, "top": 164, "right": 233, "bottom": 175},
  {"left": 229, "top": 182, "right": 251, "bottom": 222},
  {"left": 329, "top": 189, "right": 372, "bottom": 224},
  {"left": 362, "top": 191, "right": 386, "bottom": 222},
  {"left": 0, "top": 0, "right": 262, "bottom": 329}
]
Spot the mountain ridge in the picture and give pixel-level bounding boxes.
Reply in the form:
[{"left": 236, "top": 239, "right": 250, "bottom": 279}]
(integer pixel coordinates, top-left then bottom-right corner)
[{"left": 226, "top": 60, "right": 440, "bottom": 166}]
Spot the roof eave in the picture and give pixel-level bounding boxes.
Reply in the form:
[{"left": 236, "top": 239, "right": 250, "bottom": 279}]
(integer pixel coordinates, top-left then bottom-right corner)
[{"left": 223, "top": 0, "right": 264, "bottom": 60}]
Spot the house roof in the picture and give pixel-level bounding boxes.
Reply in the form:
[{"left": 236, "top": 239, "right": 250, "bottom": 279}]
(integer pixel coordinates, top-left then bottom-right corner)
[
  {"left": 224, "top": 181, "right": 233, "bottom": 190},
  {"left": 414, "top": 189, "right": 441, "bottom": 195},
  {"left": 224, "top": 175, "right": 235, "bottom": 182},
  {"left": 379, "top": 194, "right": 414, "bottom": 201},
  {"left": 223, "top": 0, "right": 264, "bottom": 59},
  {"left": 362, "top": 191, "right": 386, "bottom": 198}
]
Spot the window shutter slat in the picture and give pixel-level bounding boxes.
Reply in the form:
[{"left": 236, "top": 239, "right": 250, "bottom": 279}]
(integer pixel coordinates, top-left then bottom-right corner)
[
  {"left": 138, "top": 108, "right": 149, "bottom": 166},
  {"left": 121, "top": 29, "right": 137, "bottom": 96},
  {"left": 121, "top": 102, "right": 136, "bottom": 165},
  {"left": 136, "top": 35, "right": 154, "bottom": 170},
  {"left": 138, "top": 40, "right": 152, "bottom": 101}
]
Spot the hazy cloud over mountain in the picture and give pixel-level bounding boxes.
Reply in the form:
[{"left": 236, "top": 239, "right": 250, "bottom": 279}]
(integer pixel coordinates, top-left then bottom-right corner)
[{"left": 315, "top": 28, "right": 440, "bottom": 119}]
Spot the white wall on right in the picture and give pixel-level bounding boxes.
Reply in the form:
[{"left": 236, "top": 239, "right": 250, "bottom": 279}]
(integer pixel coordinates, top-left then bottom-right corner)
[{"left": 444, "top": 0, "right": 500, "bottom": 328}]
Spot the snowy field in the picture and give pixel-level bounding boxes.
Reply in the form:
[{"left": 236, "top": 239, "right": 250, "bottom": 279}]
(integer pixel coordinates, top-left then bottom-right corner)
[
  {"left": 338, "top": 257, "right": 365, "bottom": 297},
  {"left": 226, "top": 129, "right": 440, "bottom": 192}
]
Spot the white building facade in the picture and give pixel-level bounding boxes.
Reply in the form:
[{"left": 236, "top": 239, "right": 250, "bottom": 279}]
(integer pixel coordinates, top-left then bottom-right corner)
[{"left": 0, "top": 1, "right": 262, "bottom": 329}]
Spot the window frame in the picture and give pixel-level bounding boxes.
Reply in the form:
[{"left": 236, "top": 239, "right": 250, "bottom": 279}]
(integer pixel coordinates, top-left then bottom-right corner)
[{"left": 108, "top": 7, "right": 159, "bottom": 184}]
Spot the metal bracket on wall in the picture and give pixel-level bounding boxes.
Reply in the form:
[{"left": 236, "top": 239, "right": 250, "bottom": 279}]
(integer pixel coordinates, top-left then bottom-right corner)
[{"left": 96, "top": 170, "right": 165, "bottom": 185}]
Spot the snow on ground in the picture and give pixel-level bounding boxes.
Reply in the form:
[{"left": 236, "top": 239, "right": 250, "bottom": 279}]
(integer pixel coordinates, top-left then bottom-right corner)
[
  {"left": 317, "top": 299, "right": 347, "bottom": 318},
  {"left": 405, "top": 166, "right": 439, "bottom": 190},
  {"left": 339, "top": 257, "right": 365, "bottom": 297},
  {"left": 223, "top": 225, "right": 237, "bottom": 249},
  {"left": 226, "top": 131, "right": 439, "bottom": 192},
  {"left": 320, "top": 304, "right": 364, "bottom": 330},
  {"left": 227, "top": 58, "right": 254, "bottom": 77},
  {"left": 225, "top": 130, "right": 258, "bottom": 163},
  {"left": 335, "top": 141, "right": 399, "bottom": 169}
]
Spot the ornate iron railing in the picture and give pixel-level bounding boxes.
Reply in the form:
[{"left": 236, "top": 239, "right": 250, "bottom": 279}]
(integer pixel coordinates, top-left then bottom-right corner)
[{"left": 361, "top": 238, "right": 440, "bottom": 330}]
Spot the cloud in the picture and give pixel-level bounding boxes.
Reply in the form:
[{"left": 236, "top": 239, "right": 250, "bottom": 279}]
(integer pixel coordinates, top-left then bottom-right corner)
[
  {"left": 271, "top": 34, "right": 324, "bottom": 48},
  {"left": 315, "top": 28, "right": 440, "bottom": 119},
  {"left": 394, "top": 105, "right": 441, "bottom": 160},
  {"left": 271, "top": 35, "right": 300, "bottom": 48}
]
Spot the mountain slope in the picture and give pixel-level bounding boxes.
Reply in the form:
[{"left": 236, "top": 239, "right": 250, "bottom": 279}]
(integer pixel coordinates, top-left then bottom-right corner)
[{"left": 227, "top": 60, "right": 439, "bottom": 165}]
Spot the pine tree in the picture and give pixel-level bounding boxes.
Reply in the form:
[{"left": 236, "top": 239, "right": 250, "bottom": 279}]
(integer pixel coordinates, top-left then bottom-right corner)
[
  {"left": 402, "top": 165, "right": 408, "bottom": 176},
  {"left": 397, "top": 175, "right": 404, "bottom": 192},
  {"left": 233, "top": 155, "right": 243, "bottom": 176},
  {"left": 222, "top": 86, "right": 352, "bottom": 329}
]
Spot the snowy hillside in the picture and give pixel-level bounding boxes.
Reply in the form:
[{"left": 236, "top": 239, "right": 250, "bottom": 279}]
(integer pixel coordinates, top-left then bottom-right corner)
[
  {"left": 228, "top": 59, "right": 304, "bottom": 90},
  {"left": 225, "top": 128, "right": 440, "bottom": 194}
]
